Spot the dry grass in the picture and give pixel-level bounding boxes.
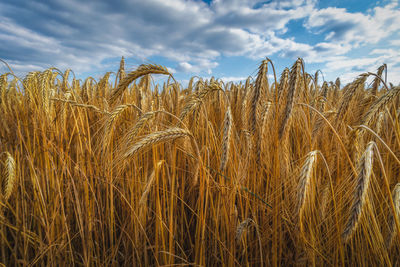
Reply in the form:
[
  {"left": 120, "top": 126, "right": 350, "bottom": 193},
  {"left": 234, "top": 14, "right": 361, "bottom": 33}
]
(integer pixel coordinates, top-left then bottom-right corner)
[{"left": 0, "top": 57, "right": 399, "bottom": 266}]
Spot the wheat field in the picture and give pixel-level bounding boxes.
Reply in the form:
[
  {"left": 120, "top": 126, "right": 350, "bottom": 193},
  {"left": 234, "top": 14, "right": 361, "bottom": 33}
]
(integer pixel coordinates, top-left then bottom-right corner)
[{"left": 0, "top": 57, "right": 399, "bottom": 266}]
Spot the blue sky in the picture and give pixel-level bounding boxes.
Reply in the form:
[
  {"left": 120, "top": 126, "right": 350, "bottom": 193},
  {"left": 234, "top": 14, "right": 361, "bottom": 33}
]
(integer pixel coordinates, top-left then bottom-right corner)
[{"left": 0, "top": 0, "right": 399, "bottom": 85}]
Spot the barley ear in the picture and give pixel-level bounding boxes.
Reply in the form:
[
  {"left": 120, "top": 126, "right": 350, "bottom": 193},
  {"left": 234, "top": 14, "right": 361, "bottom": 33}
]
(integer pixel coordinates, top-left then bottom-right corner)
[
  {"left": 371, "top": 64, "right": 386, "bottom": 96},
  {"left": 118, "top": 56, "right": 126, "bottom": 81},
  {"left": 220, "top": 106, "right": 233, "bottom": 171},
  {"left": 342, "top": 141, "right": 374, "bottom": 243},
  {"left": 123, "top": 127, "right": 191, "bottom": 159},
  {"left": 279, "top": 58, "right": 302, "bottom": 139},
  {"left": 139, "top": 161, "right": 164, "bottom": 206},
  {"left": 236, "top": 218, "right": 253, "bottom": 240},
  {"left": 1, "top": 152, "right": 16, "bottom": 201},
  {"left": 336, "top": 74, "right": 368, "bottom": 121},
  {"left": 361, "top": 86, "right": 400, "bottom": 128},
  {"left": 103, "top": 105, "right": 131, "bottom": 151},
  {"left": 109, "top": 64, "right": 170, "bottom": 104},
  {"left": 298, "top": 151, "right": 318, "bottom": 215},
  {"left": 250, "top": 60, "right": 268, "bottom": 133}
]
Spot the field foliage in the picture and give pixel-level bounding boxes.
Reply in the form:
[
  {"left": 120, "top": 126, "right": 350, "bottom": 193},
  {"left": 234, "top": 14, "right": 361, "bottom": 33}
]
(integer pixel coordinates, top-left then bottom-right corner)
[{"left": 0, "top": 58, "right": 399, "bottom": 266}]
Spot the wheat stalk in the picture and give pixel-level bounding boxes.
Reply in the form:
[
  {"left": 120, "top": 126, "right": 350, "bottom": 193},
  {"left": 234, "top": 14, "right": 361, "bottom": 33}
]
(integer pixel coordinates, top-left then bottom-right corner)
[
  {"left": 50, "top": 98, "right": 104, "bottom": 113},
  {"left": 342, "top": 141, "right": 374, "bottom": 243}
]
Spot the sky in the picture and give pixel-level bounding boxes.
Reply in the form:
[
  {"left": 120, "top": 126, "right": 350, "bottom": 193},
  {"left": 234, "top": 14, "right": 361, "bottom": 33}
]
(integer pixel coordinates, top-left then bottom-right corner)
[{"left": 0, "top": 0, "right": 400, "bottom": 86}]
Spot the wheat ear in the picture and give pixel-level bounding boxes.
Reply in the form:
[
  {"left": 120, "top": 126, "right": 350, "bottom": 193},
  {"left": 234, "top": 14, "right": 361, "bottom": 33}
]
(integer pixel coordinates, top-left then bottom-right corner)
[
  {"left": 250, "top": 60, "right": 268, "bottom": 133},
  {"left": 139, "top": 161, "right": 164, "bottom": 206},
  {"left": 103, "top": 105, "right": 132, "bottom": 150},
  {"left": 342, "top": 141, "right": 374, "bottom": 243},
  {"left": 123, "top": 127, "right": 191, "bottom": 159},
  {"left": 336, "top": 74, "right": 368, "bottom": 121},
  {"left": 298, "top": 151, "right": 318, "bottom": 215},
  {"left": 179, "top": 82, "right": 221, "bottom": 120},
  {"left": 279, "top": 58, "right": 302, "bottom": 139},
  {"left": 2, "top": 152, "right": 16, "bottom": 200},
  {"left": 121, "top": 111, "right": 158, "bottom": 149},
  {"left": 109, "top": 64, "right": 170, "bottom": 104},
  {"left": 118, "top": 56, "right": 126, "bottom": 81},
  {"left": 361, "top": 86, "right": 400, "bottom": 128},
  {"left": 277, "top": 68, "right": 289, "bottom": 101},
  {"left": 371, "top": 64, "right": 386, "bottom": 96},
  {"left": 236, "top": 218, "right": 253, "bottom": 240},
  {"left": 220, "top": 107, "right": 233, "bottom": 171}
]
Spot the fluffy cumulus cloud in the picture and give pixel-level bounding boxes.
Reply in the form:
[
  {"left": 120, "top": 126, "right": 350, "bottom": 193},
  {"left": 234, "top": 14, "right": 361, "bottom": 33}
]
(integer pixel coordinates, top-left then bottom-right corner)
[{"left": 0, "top": 0, "right": 399, "bottom": 83}]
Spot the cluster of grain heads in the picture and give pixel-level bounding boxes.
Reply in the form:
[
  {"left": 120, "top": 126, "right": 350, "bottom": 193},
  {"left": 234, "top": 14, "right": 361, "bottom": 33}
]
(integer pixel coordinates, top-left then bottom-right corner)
[
  {"left": 0, "top": 57, "right": 400, "bottom": 265},
  {"left": 342, "top": 141, "right": 375, "bottom": 243},
  {"left": 350, "top": 85, "right": 400, "bottom": 158},
  {"left": 335, "top": 74, "right": 368, "bottom": 123},
  {"left": 179, "top": 81, "right": 222, "bottom": 120},
  {"left": 361, "top": 86, "right": 400, "bottom": 128}
]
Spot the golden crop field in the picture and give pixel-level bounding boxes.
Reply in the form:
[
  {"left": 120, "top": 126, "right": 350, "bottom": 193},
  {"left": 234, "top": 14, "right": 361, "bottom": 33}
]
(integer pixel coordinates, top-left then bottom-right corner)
[{"left": 0, "top": 57, "right": 399, "bottom": 266}]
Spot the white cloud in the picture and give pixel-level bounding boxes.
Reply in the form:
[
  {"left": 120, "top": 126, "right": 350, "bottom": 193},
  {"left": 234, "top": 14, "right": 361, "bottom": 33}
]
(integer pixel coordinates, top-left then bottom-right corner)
[
  {"left": 0, "top": 0, "right": 320, "bottom": 75},
  {"left": 177, "top": 59, "right": 218, "bottom": 74},
  {"left": 305, "top": 2, "right": 400, "bottom": 45},
  {"left": 322, "top": 48, "right": 400, "bottom": 85},
  {"left": 218, "top": 76, "right": 248, "bottom": 83}
]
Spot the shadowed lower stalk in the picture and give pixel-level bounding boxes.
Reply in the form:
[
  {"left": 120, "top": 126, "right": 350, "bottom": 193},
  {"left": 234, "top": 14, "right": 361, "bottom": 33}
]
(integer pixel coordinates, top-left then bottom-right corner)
[{"left": 386, "top": 183, "right": 400, "bottom": 249}]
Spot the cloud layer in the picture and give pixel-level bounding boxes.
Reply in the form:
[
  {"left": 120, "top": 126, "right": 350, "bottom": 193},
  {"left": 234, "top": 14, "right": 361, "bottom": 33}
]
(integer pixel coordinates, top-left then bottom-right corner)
[{"left": 0, "top": 0, "right": 399, "bottom": 84}]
